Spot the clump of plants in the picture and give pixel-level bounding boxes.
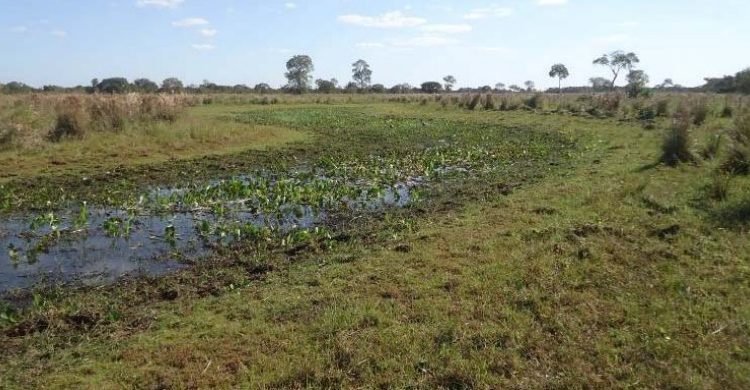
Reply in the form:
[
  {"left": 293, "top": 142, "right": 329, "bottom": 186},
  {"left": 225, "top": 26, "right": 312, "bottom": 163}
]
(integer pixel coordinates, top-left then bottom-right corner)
[
  {"left": 661, "top": 106, "right": 696, "bottom": 166},
  {"left": 524, "top": 93, "right": 543, "bottom": 109},
  {"left": 691, "top": 100, "right": 710, "bottom": 126},
  {"left": 701, "top": 133, "right": 723, "bottom": 160},
  {"left": 466, "top": 94, "right": 481, "bottom": 110},
  {"left": 483, "top": 94, "right": 495, "bottom": 110},
  {"left": 49, "top": 96, "right": 89, "bottom": 141},
  {"left": 722, "top": 109, "right": 750, "bottom": 174}
]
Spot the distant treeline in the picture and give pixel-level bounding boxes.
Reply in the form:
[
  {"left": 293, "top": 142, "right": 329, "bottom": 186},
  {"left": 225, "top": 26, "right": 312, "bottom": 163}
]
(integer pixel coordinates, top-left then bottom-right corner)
[{"left": 1, "top": 67, "right": 748, "bottom": 95}]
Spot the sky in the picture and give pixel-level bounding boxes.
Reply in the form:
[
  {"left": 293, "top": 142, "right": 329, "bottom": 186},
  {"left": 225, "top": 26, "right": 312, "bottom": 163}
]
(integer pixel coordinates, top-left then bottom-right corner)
[{"left": 1, "top": 0, "right": 749, "bottom": 90}]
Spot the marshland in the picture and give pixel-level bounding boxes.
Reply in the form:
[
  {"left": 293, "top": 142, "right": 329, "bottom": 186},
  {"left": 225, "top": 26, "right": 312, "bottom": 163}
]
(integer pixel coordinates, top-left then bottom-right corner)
[{"left": 2, "top": 1, "right": 750, "bottom": 388}]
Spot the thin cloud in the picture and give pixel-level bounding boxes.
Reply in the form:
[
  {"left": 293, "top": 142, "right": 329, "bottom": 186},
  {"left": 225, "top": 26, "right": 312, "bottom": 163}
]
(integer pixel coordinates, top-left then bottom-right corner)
[
  {"left": 10, "top": 26, "right": 28, "bottom": 33},
  {"left": 136, "top": 0, "right": 184, "bottom": 8},
  {"left": 420, "top": 24, "right": 472, "bottom": 34},
  {"left": 51, "top": 30, "right": 67, "bottom": 37},
  {"left": 391, "top": 35, "right": 459, "bottom": 48},
  {"left": 172, "top": 18, "right": 209, "bottom": 27},
  {"left": 284, "top": 2, "right": 296, "bottom": 9},
  {"left": 464, "top": 6, "right": 513, "bottom": 20},
  {"left": 338, "top": 11, "right": 426, "bottom": 28},
  {"left": 192, "top": 43, "right": 215, "bottom": 50},
  {"left": 200, "top": 28, "right": 217, "bottom": 37},
  {"left": 538, "top": 0, "right": 568, "bottom": 5},
  {"left": 356, "top": 42, "right": 386, "bottom": 49}
]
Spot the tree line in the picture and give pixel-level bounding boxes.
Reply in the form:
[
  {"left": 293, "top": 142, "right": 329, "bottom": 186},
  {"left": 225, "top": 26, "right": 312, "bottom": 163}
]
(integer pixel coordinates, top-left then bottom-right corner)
[{"left": 1, "top": 51, "right": 748, "bottom": 95}]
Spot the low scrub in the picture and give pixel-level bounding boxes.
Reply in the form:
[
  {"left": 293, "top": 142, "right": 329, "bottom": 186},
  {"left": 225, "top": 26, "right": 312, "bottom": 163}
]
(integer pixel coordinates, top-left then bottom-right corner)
[
  {"left": 49, "top": 96, "right": 89, "bottom": 141},
  {"left": 661, "top": 107, "right": 696, "bottom": 166},
  {"left": 722, "top": 109, "right": 750, "bottom": 174}
]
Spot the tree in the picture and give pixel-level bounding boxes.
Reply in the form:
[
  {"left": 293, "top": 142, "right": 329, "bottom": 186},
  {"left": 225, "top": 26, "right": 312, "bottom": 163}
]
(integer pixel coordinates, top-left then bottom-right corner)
[
  {"left": 589, "top": 77, "right": 610, "bottom": 91},
  {"left": 2, "top": 81, "right": 33, "bottom": 94},
  {"left": 443, "top": 75, "right": 456, "bottom": 92},
  {"left": 736, "top": 68, "right": 750, "bottom": 94},
  {"left": 97, "top": 77, "right": 129, "bottom": 94},
  {"left": 161, "top": 77, "right": 184, "bottom": 93},
  {"left": 254, "top": 83, "right": 272, "bottom": 94},
  {"left": 656, "top": 78, "right": 674, "bottom": 89},
  {"left": 352, "top": 59, "right": 372, "bottom": 90},
  {"left": 626, "top": 70, "right": 649, "bottom": 98},
  {"left": 370, "top": 84, "right": 385, "bottom": 93},
  {"left": 508, "top": 84, "right": 522, "bottom": 92},
  {"left": 91, "top": 78, "right": 99, "bottom": 89},
  {"left": 285, "top": 55, "right": 314, "bottom": 93},
  {"left": 524, "top": 80, "right": 535, "bottom": 92},
  {"left": 421, "top": 82, "right": 443, "bottom": 94},
  {"left": 390, "top": 83, "right": 412, "bottom": 94},
  {"left": 315, "top": 79, "right": 337, "bottom": 93},
  {"left": 593, "top": 51, "right": 640, "bottom": 89},
  {"left": 494, "top": 83, "right": 506, "bottom": 91},
  {"left": 479, "top": 85, "right": 492, "bottom": 93},
  {"left": 133, "top": 78, "right": 159, "bottom": 93},
  {"left": 548, "top": 64, "right": 570, "bottom": 93}
]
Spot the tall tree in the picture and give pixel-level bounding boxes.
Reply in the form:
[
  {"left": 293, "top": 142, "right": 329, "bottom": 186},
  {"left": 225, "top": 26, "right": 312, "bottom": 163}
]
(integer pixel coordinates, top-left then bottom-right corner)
[
  {"left": 593, "top": 51, "right": 640, "bottom": 89},
  {"left": 133, "top": 78, "right": 159, "bottom": 93},
  {"left": 352, "top": 59, "right": 373, "bottom": 90},
  {"left": 524, "top": 80, "right": 535, "bottom": 92},
  {"left": 495, "top": 83, "right": 506, "bottom": 91},
  {"left": 548, "top": 64, "right": 570, "bottom": 93},
  {"left": 443, "top": 75, "right": 456, "bottom": 92},
  {"left": 285, "top": 55, "right": 314, "bottom": 93}
]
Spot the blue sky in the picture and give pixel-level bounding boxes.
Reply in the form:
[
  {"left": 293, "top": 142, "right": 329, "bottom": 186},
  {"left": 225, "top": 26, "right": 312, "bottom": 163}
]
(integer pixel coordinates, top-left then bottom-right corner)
[{"left": 1, "top": 0, "right": 749, "bottom": 89}]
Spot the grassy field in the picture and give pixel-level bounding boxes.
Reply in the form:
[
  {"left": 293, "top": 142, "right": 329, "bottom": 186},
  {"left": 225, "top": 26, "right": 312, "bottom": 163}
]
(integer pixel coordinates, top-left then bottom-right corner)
[{"left": 1, "top": 94, "right": 749, "bottom": 388}]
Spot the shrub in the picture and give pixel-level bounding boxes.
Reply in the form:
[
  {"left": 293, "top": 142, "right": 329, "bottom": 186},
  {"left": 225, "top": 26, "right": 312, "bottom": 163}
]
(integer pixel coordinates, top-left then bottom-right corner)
[
  {"left": 467, "top": 94, "right": 481, "bottom": 110},
  {"left": 483, "top": 94, "right": 495, "bottom": 110},
  {"left": 691, "top": 100, "right": 709, "bottom": 126},
  {"left": 661, "top": 106, "right": 696, "bottom": 166},
  {"left": 721, "top": 105, "right": 733, "bottom": 118},
  {"left": 722, "top": 109, "right": 750, "bottom": 174},
  {"left": 0, "top": 124, "right": 18, "bottom": 150},
  {"left": 89, "top": 97, "right": 126, "bottom": 131},
  {"left": 655, "top": 99, "right": 670, "bottom": 117},
  {"left": 524, "top": 93, "right": 543, "bottom": 109},
  {"left": 49, "top": 97, "right": 89, "bottom": 141},
  {"left": 701, "top": 133, "right": 723, "bottom": 160},
  {"left": 707, "top": 174, "right": 731, "bottom": 201}
]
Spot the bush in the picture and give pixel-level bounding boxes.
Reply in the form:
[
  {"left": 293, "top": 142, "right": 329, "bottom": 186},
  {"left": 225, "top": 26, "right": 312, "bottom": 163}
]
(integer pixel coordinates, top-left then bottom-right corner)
[
  {"left": 722, "top": 109, "right": 750, "bottom": 174},
  {"left": 655, "top": 99, "right": 670, "bottom": 117},
  {"left": 707, "top": 174, "right": 732, "bottom": 201},
  {"left": 0, "top": 125, "right": 18, "bottom": 150},
  {"left": 89, "top": 97, "right": 126, "bottom": 131},
  {"left": 661, "top": 107, "right": 696, "bottom": 166},
  {"left": 49, "top": 97, "right": 89, "bottom": 141},
  {"left": 701, "top": 133, "right": 723, "bottom": 160},
  {"left": 483, "top": 94, "right": 495, "bottom": 110},
  {"left": 524, "top": 93, "right": 543, "bottom": 109},
  {"left": 691, "top": 101, "right": 709, "bottom": 126},
  {"left": 467, "top": 94, "right": 481, "bottom": 110},
  {"left": 721, "top": 105, "right": 733, "bottom": 118}
]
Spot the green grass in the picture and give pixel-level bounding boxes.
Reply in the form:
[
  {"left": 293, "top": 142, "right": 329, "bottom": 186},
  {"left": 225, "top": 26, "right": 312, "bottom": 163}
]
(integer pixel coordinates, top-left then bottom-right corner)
[{"left": 1, "top": 99, "right": 749, "bottom": 389}]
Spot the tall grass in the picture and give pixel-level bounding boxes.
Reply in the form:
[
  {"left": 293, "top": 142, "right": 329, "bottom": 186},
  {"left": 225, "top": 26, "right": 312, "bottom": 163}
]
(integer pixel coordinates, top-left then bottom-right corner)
[
  {"left": 661, "top": 106, "right": 696, "bottom": 166},
  {"left": 722, "top": 108, "right": 750, "bottom": 174}
]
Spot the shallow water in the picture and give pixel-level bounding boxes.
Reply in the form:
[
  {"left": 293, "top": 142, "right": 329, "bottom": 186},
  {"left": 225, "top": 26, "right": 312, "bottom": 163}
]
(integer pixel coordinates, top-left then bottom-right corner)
[{"left": 0, "top": 176, "right": 417, "bottom": 292}]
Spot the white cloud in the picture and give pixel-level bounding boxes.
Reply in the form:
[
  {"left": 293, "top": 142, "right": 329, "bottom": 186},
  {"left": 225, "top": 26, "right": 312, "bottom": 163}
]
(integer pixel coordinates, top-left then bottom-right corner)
[
  {"left": 391, "top": 35, "right": 459, "bottom": 48},
  {"left": 136, "top": 0, "right": 184, "bottom": 8},
  {"left": 284, "top": 2, "right": 296, "bottom": 9},
  {"left": 420, "top": 24, "right": 472, "bottom": 34},
  {"left": 200, "top": 28, "right": 217, "bottom": 37},
  {"left": 338, "top": 11, "right": 426, "bottom": 28},
  {"left": 172, "top": 18, "right": 209, "bottom": 27},
  {"left": 464, "top": 6, "right": 513, "bottom": 20},
  {"left": 537, "top": 0, "right": 568, "bottom": 5},
  {"left": 51, "top": 30, "right": 67, "bottom": 37},
  {"left": 192, "top": 43, "right": 215, "bottom": 50},
  {"left": 10, "top": 26, "right": 28, "bottom": 33}
]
